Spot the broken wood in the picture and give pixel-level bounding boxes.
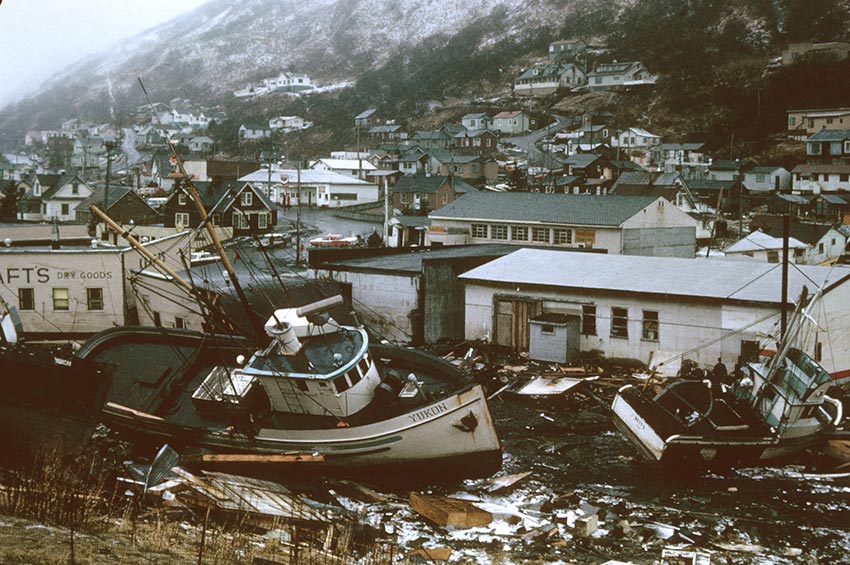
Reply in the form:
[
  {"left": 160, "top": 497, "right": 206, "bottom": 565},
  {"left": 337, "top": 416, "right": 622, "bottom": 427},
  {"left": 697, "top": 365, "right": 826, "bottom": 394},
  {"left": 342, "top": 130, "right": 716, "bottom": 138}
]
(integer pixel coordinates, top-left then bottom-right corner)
[
  {"left": 183, "top": 453, "right": 325, "bottom": 464},
  {"left": 409, "top": 493, "right": 492, "bottom": 528},
  {"left": 483, "top": 471, "right": 532, "bottom": 494},
  {"left": 410, "top": 547, "right": 452, "bottom": 561}
]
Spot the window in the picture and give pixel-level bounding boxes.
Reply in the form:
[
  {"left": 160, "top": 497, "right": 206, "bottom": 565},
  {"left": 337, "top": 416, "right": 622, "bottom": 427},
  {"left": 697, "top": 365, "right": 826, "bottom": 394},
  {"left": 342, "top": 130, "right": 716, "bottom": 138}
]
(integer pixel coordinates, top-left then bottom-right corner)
[
  {"left": 233, "top": 212, "right": 244, "bottom": 230},
  {"left": 61, "top": 203, "right": 69, "bottom": 215},
  {"left": 581, "top": 304, "right": 596, "bottom": 335},
  {"left": 789, "top": 116, "right": 796, "bottom": 126},
  {"left": 258, "top": 213, "right": 268, "bottom": 229},
  {"left": 442, "top": 193, "right": 449, "bottom": 205},
  {"left": 756, "top": 175, "right": 765, "bottom": 183},
  {"left": 212, "top": 213, "right": 221, "bottom": 225},
  {"left": 152, "top": 311, "right": 161, "bottom": 327},
  {"left": 178, "top": 193, "right": 187, "bottom": 205},
  {"left": 471, "top": 224, "right": 487, "bottom": 238},
  {"left": 532, "top": 227, "right": 549, "bottom": 243},
  {"left": 241, "top": 192, "right": 253, "bottom": 206},
  {"left": 611, "top": 307, "right": 628, "bottom": 338},
  {"left": 642, "top": 310, "right": 659, "bottom": 341},
  {"left": 818, "top": 243, "right": 824, "bottom": 253},
  {"left": 400, "top": 193, "right": 410, "bottom": 204},
  {"left": 541, "top": 324, "right": 555, "bottom": 335},
  {"left": 174, "top": 317, "right": 185, "bottom": 329},
  {"left": 175, "top": 212, "right": 189, "bottom": 227},
  {"left": 18, "top": 288, "right": 34, "bottom": 311},
  {"left": 511, "top": 226, "right": 528, "bottom": 241},
  {"left": 491, "top": 224, "right": 508, "bottom": 240},
  {"left": 71, "top": 183, "right": 79, "bottom": 195},
  {"left": 767, "top": 250, "right": 779, "bottom": 263},
  {"left": 86, "top": 288, "right": 103, "bottom": 310},
  {"left": 553, "top": 228, "right": 572, "bottom": 245},
  {"left": 52, "top": 288, "right": 69, "bottom": 311}
]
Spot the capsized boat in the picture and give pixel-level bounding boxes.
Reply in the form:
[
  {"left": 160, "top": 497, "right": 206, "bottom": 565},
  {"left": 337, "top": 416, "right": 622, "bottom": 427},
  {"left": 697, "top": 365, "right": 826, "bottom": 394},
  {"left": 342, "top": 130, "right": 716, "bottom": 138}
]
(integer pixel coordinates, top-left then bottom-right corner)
[
  {"left": 612, "top": 288, "right": 848, "bottom": 468},
  {"left": 76, "top": 296, "right": 502, "bottom": 481}
]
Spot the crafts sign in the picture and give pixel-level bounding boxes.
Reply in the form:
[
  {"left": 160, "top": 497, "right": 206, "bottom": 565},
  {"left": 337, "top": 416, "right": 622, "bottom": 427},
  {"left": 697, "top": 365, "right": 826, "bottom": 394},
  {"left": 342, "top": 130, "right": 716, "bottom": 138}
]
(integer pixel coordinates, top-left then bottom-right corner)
[{"left": 0, "top": 267, "right": 113, "bottom": 285}]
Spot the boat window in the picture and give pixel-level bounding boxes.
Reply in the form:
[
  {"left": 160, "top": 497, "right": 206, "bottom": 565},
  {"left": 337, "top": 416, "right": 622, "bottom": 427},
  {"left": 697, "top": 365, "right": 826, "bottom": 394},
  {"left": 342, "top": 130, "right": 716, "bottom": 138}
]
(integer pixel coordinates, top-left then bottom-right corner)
[
  {"left": 334, "top": 375, "right": 351, "bottom": 393},
  {"left": 348, "top": 369, "right": 361, "bottom": 386}
]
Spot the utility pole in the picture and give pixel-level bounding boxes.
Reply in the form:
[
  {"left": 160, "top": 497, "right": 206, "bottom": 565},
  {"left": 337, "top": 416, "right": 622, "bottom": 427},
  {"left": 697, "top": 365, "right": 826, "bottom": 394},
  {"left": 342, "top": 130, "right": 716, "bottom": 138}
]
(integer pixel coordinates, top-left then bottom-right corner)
[
  {"left": 295, "top": 165, "right": 302, "bottom": 265},
  {"left": 103, "top": 141, "right": 116, "bottom": 241}
]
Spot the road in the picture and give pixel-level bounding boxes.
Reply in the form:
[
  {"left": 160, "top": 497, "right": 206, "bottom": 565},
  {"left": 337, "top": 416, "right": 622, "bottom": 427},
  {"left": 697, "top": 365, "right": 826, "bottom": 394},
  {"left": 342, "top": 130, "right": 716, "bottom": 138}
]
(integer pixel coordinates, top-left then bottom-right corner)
[{"left": 501, "top": 114, "right": 571, "bottom": 164}]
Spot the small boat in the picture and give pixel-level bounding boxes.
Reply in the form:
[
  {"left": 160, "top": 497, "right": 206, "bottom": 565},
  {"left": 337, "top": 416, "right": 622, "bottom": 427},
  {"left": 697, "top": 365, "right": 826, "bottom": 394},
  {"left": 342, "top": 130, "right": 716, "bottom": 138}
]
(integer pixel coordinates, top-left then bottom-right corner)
[
  {"left": 309, "top": 233, "right": 361, "bottom": 248},
  {"left": 612, "top": 288, "right": 848, "bottom": 468},
  {"left": 253, "top": 232, "right": 292, "bottom": 249},
  {"left": 76, "top": 295, "right": 502, "bottom": 482},
  {"left": 0, "top": 299, "right": 110, "bottom": 465}
]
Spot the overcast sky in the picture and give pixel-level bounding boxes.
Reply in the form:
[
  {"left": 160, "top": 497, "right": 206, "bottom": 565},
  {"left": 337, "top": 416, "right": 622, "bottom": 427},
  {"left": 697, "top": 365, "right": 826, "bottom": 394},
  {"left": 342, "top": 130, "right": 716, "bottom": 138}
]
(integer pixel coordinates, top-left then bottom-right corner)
[{"left": 0, "top": 0, "right": 211, "bottom": 108}]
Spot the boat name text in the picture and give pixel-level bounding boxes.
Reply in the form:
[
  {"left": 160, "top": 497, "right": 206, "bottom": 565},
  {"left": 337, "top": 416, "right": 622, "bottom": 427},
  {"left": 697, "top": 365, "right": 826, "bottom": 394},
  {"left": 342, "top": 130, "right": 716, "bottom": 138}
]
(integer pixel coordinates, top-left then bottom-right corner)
[{"left": 408, "top": 402, "right": 448, "bottom": 423}]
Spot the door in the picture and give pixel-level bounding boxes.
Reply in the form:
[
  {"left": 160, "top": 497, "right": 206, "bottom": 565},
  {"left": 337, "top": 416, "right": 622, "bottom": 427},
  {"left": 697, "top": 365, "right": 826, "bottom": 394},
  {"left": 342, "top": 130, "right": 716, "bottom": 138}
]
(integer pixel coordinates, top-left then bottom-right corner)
[{"left": 494, "top": 298, "right": 542, "bottom": 351}]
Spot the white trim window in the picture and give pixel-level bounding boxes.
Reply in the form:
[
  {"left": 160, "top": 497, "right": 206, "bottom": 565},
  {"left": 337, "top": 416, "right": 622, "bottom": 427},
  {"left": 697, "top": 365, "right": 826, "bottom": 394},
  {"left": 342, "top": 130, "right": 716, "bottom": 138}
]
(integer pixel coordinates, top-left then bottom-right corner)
[
  {"left": 531, "top": 227, "right": 549, "bottom": 243},
  {"left": 174, "top": 212, "right": 189, "bottom": 227},
  {"left": 491, "top": 224, "right": 508, "bottom": 240},
  {"left": 258, "top": 213, "right": 268, "bottom": 229},
  {"left": 178, "top": 193, "right": 187, "bottom": 206},
  {"left": 241, "top": 191, "right": 253, "bottom": 206},
  {"left": 471, "top": 223, "right": 487, "bottom": 238}
]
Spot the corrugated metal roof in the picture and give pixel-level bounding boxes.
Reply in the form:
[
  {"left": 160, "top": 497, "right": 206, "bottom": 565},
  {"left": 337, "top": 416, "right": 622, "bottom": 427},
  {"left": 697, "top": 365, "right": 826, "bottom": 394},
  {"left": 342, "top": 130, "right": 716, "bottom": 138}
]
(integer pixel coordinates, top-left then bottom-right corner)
[
  {"left": 318, "top": 244, "right": 524, "bottom": 273},
  {"left": 429, "top": 192, "right": 660, "bottom": 226},
  {"left": 239, "top": 167, "right": 372, "bottom": 185},
  {"left": 807, "top": 129, "right": 850, "bottom": 142},
  {"left": 459, "top": 248, "right": 849, "bottom": 304}
]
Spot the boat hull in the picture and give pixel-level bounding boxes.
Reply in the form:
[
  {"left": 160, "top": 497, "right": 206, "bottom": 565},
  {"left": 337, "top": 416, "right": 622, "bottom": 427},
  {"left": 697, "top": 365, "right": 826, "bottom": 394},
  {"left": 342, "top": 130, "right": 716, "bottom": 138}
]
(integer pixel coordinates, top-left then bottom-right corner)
[{"left": 78, "top": 327, "right": 502, "bottom": 482}]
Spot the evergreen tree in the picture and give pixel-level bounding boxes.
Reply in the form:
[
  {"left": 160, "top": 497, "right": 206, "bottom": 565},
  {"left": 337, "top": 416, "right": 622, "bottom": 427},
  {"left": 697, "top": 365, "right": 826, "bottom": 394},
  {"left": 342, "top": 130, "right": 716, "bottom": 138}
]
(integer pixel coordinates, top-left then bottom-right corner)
[{"left": 0, "top": 180, "right": 20, "bottom": 220}]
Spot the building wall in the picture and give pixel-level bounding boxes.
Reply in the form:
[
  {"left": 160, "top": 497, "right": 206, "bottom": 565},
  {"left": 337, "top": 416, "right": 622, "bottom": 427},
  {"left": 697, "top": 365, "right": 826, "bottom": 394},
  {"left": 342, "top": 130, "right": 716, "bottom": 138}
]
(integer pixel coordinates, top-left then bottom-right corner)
[
  {"left": 806, "top": 229, "right": 846, "bottom": 264},
  {"left": 0, "top": 250, "right": 126, "bottom": 336},
  {"left": 621, "top": 227, "right": 697, "bottom": 258},
  {"left": 793, "top": 171, "right": 850, "bottom": 193}
]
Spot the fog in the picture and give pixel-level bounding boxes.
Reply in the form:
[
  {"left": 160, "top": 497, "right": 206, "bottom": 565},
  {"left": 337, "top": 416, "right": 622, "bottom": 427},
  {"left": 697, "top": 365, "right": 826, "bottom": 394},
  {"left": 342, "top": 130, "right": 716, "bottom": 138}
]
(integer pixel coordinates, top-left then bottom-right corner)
[{"left": 0, "top": 0, "right": 211, "bottom": 108}]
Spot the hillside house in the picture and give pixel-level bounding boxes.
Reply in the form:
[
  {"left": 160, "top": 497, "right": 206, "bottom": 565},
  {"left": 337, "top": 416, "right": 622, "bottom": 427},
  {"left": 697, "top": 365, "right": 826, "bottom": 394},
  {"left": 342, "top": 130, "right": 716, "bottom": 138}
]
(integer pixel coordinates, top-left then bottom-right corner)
[
  {"left": 548, "top": 39, "right": 586, "bottom": 60},
  {"left": 561, "top": 153, "right": 607, "bottom": 177},
  {"left": 238, "top": 167, "right": 379, "bottom": 207},
  {"left": 461, "top": 113, "right": 492, "bottom": 131},
  {"left": 743, "top": 166, "right": 791, "bottom": 193},
  {"left": 428, "top": 151, "right": 497, "bottom": 185},
  {"left": 787, "top": 107, "right": 850, "bottom": 140},
  {"left": 399, "top": 147, "right": 430, "bottom": 175},
  {"left": 426, "top": 192, "right": 697, "bottom": 257},
  {"left": 492, "top": 111, "right": 531, "bottom": 134},
  {"left": 390, "top": 174, "right": 475, "bottom": 214},
  {"left": 514, "top": 62, "right": 585, "bottom": 96},
  {"left": 723, "top": 230, "right": 809, "bottom": 263},
  {"left": 267, "top": 71, "right": 311, "bottom": 92},
  {"left": 708, "top": 160, "right": 753, "bottom": 181},
  {"left": 17, "top": 173, "right": 93, "bottom": 222},
  {"left": 453, "top": 129, "right": 498, "bottom": 153},
  {"left": 71, "top": 136, "right": 106, "bottom": 170},
  {"left": 355, "top": 109, "right": 379, "bottom": 131},
  {"left": 781, "top": 41, "right": 850, "bottom": 65},
  {"left": 587, "top": 61, "right": 655, "bottom": 91},
  {"left": 613, "top": 127, "right": 662, "bottom": 150},
  {"left": 792, "top": 164, "right": 850, "bottom": 194},
  {"left": 75, "top": 186, "right": 158, "bottom": 226},
  {"left": 368, "top": 124, "right": 407, "bottom": 143},
  {"left": 269, "top": 116, "right": 306, "bottom": 130},
  {"left": 410, "top": 131, "right": 453, "bottom": 150},
  {"left": 652, "top": 143, "right": 709, "bottom": 176},
  {"left": 806, "top": 130, "right": 850, "bottom": 164},
  {"left": 750, "top": 217, "right": 847, "bottom": 265},
  {"left": 188, "top": 136, "right": 214, "bottom": 154},
  {"left": 310, "top": 158, "right": 376, "bottom": 179},
  {"left": 238, "top": 122, "right": 271, "bottom": 141}
]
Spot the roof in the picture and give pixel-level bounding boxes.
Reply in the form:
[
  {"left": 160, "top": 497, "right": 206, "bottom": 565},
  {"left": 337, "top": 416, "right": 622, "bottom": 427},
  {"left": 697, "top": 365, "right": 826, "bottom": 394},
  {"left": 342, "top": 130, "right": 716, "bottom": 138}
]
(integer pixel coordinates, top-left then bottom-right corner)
[
  {"left": 607, "top": 160, "right": 644, "bottom": 172},
  {"left": 807, "top": 129, "right": 850, "bottom": 142},
  {"left": 240, "top": 122, "right": 269, "bottom": 131},
  {"left": 658, "top": 143, "right": 706, "bottom": 151},
  {"left": 392, "top": 174, "right": 477, "bottom": 195},
  {"left": 453, "top": 129, "right": 493, "bottom": 139},
  {"left": 792, "top": 163, "right": 850, "bottom": 174},
  {"left": 588, "top": 61, "right": 642, "bottom": 76},
  {"left": 459, "top": 248, "right": 849, "bottom": 306},
  {"left": 355, "top": 108, "right": 377, "bottom": 120},
  {"left": 493, "top": 110, "right": 525, "bottom": 119},
  {"left": 623, "top": 127, "right": 660, "bottom": 138},
  {"left": 708, "top": 159, "right": 753, "bottom": 171},
  {"left": 817, "top": 194, "right": 849, "bottom": 205},
  {"left": 564, "top": 153, "right": 604, "bottom": 168},
  {"left": 428, "top": 150, "right": 482, "bottom": 165},
  {"left": 462, "top": 113, "right": 490, "bottom": 120},
  {"left": 751, "top": 217, "right": 838, "bottom": 245},
  {"left": 684, "top": 179, "right": 736, "bottom": 192},
  {"left": 612, "top": 171, "right": 680, "bottom": 191},
  {"left": 369, "top": 124, "right": 402, "bottom": 134},
  {"left": 210, "top": 182, "right": 275, "bottom": 215},
  {"left": 76, "top": 185, "right": 138, "bottom": 210},
  {"left": 774, "top": 193, "right": 812, "bottom": 204},
  {"left": 239, "top": 166, "right": 373, "bottom": 186},
  {"left": 724, "top": 230, "right": 808, "bottom": 253},
  {"left": 787, "top": 107, "right": 850, "bottom": 117},
  {"left": 318, "top": 244, "right": 524, "bottom": 275},
  {"left": 429, "top": 192, "right": 662, "bottom": 227},
  {"left": 412, "top": 131, "right": 450, "bottom": 140},
  {"left": 748, "top": 166, "right": 785, "bottom": 175},
  {"left": 391, "top": 215, "right": 431, "bottom": 228},
  {"left": 312, "top": 158, "right": 376, "bottom": 171}
]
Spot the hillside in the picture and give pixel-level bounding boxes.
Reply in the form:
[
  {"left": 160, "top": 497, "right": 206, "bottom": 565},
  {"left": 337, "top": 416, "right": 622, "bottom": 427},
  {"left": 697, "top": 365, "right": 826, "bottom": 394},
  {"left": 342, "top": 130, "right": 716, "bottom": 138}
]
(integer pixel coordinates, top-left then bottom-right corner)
[{"left": 1, "top": 0, "right": 849, "bottom": 159}]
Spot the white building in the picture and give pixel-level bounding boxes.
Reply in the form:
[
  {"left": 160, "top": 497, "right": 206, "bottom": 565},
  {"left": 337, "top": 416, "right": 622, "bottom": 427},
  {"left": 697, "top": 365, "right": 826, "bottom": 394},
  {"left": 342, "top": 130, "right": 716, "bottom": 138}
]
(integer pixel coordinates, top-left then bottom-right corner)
[
  {"left": 310, "top": 158, "right": 376, "bottom": 179},
  {"left": 792, "top": 164, "right": 850, "bottom": 194},
  {"left": 459, "top": 248, "right": 850, "bottom": 377},
  {"left": 612, "top": 127, "right": 662, "bottom": 149},
  {"left": 239, "top": 167, "right": 379, "bottom": 207},
  {"left": 743, "top": 166, "right": 792, "bottom": 193},
  {"left": 723, "top": 230, "right": 808, "bottom": 263}
]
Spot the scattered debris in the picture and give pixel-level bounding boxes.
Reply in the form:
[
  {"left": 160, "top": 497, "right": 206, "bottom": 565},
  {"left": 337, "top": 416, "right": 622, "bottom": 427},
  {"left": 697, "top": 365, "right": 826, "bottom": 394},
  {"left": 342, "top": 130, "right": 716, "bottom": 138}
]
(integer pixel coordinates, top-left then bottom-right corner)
[
  {"left": 409, "top": 493, "right": 492, "bottom": 528},
  {"left": 481, "top": 471, "right": 532, "bottom": 494},
  {"left": 409, "top": 547, "right": 452, "bottom": 561}
]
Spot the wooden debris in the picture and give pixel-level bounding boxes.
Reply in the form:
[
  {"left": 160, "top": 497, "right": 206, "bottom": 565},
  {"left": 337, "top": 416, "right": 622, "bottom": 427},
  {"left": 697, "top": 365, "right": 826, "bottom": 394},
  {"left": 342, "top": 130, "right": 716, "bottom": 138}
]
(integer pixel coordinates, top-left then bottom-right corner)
[
  {"left": 410, "top": 547, "right": 452, "bottom": 561},
  {"left": 409, "top": 493, "right": 492, "bottom": 528},
  {"left": 183, "top": 453, "right": 325, "bottom": 464},
  {"left": 483, "top": 471, "right": 532, "bottom": 494},
  {"left": 328, "top": 480, "right": 390, "bottom": 504}
]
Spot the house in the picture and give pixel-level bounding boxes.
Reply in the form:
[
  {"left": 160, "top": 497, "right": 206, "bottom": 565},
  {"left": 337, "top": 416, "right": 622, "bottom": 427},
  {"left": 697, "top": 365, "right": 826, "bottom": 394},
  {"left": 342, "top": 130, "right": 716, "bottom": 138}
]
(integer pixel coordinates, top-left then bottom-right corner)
[
  {"left": 805, "top": 129, "right": 850, "bottom": 164},
  {"left": 71, "top": 136, "right": 106, "bottom": 170},
  {"left": 461, "top": 113, "right": 492, "bottom": 131},
  {"left": 426, "top": 192, "right": 697, "bottom": 257},
  {"left": 514, "top": 63, "right": 585, "bottom": 96},
  {"left": 458, "top": 248, "right": 850, "bottom": 376},
  {"left": 708, "top": 160, "right": 753, "bottom": 181},
  {"left": 428, "top": 151, "right": 498, "bottom": 185},
  {"left": 136, "top": 125, "right": 167, "bottom": 147},
  {"left": 743, "top": 166, "right": 791, "bottom": 193},
  {"left": 75, "top": 185, "right": 158, "bottom": 226},
  {"left": 586, "top": 61, "right": 655, "bottom": 91},
  {"left": 809, "top": 194, "right": 850, "bottom": 223},
  {"left": 181, "top": 159, "right": 261, "bottom": 183},
  {"left": 723, "top": 230, "right": 809, "bottom": 263},
  {"left": 187, "top": 136, "right": 214, "bottom": 154},
  {"left": 453, "top": 129, "right": 498, "bottom": 153},
  {"left": 310, "top": 158, "right": 377, "bottom": 179},
  {"left": 238, "top": 167, "right": 379, "bottom": 207},
  {"left": 238, "top": 122, "right": 271, "bottom": 141},
  {"left": 787, "top": 107, "right": 850, "bottom": 140},
  {"left": 682, "top": 179, "right": 737, "bottom": 214},
  {"left": 602, "top": 159, "right": 644, "bottom": 181},
  {"left": 233, "top": 83, "right": 268, "bottom": 98},
  {"left": 398, "top": 147, "right": 430, "bottom": 175},
  {"left": 409, "top": 131, "right": 453, "bottom": 150},
  {"left": 368, "top": 124, "right": 408, "bottom": 143},
  {"left": 312, "top": 245, "right": 521, "bottom": 344},
  {"left": 612, "top": 128, "right": 662, "bottom": 164},
  {"left": 390, "top": 174, "right": 475, "bottom": 214},
  {"left": 163, "top": 180, "right": 276, "bottom": 235},
  {"left": 266, "top": 71, "right": 311, "bottom": 92},
  {"left": 354, "top": 109, "right": 379, "bottom": 130},
  {"left": 766, "top": 193, "right": 813, "bottom": 217},
  {"left": 561, "top": 153, "right": 606, "bottom": 177},
  {"left": 387, "top": 215, "right": 430, "bottom": 248},
  {"left": 652, "top": 143, "right": 709, "bottom": 176},
  {"left": 548, "top": 39, "right": 586, "bottom": 60},
  {"left": 492, "top": 111, "right": 531, "bottom": 135},
  {"left": 750, "top": 216, "right": 848, "bottom": 265},
  {"left": 781, "top": 41, "right": 850, "bottom": 66},
  {"left": 17, "top": 173, "right": 93, "bottom": 222},
  {"left": 792, "top": 163, "right": 850, "bottom": 194},
  {"left": 269, "top": 116, "right": 306, "bottom": 130}
]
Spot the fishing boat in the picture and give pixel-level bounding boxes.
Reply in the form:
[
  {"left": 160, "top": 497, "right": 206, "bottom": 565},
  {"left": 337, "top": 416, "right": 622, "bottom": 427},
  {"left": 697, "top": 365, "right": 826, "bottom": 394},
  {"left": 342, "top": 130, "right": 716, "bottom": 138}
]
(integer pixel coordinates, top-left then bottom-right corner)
[
  {"left": 0, "top": 298, "right": 110, "bottom": 465},
  {"left": 612, "top": 288, "right": 848, "bottom": 468},
  {"left": 76, "top": 295, "right": 502, "bottom": 481}
]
